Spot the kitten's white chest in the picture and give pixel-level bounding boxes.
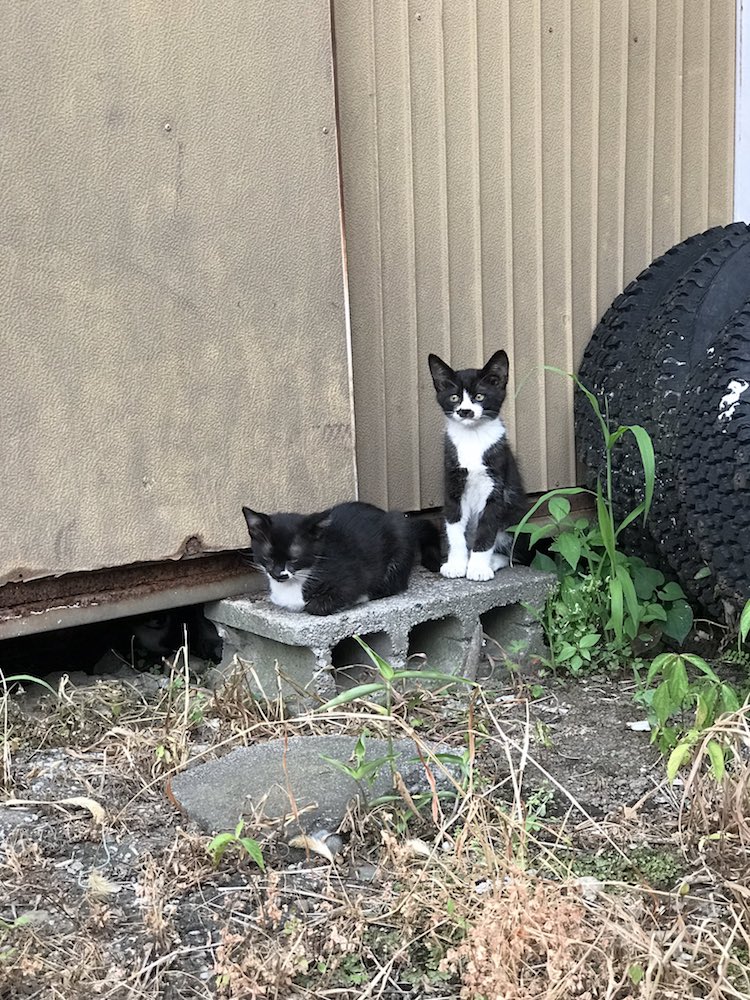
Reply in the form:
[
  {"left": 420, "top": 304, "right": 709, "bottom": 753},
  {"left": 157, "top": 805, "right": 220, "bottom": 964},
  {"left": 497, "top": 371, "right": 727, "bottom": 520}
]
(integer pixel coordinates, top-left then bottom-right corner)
[
  {"left": 267, "top": 571, "right": 309, "bottom": 612},
  {"left": 447, "top": 418, "right": 505, "bottom": 520},
  {"left": 447, "top": 418, "right": 505, "bottom": 471}
]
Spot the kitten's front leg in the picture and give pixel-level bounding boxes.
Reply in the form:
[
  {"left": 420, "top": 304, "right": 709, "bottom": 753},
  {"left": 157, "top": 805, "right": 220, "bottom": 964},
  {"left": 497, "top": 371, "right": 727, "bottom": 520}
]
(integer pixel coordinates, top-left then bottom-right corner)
[
  {"left": 441, "top": 520, "right": 469, "bottom": 578},
  {"left": 466, "top": 548, "right": 496, "bottom": 581}
]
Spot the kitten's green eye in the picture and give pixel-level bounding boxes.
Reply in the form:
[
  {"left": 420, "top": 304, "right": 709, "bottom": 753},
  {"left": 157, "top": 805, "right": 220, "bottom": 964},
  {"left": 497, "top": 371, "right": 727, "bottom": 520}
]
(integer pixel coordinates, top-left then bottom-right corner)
[
  {"left": 475, "top": 393, "right": 485, "bottom": 401},
  {"left": 449, "top": 394, "right": 460, "bottom": 402}
]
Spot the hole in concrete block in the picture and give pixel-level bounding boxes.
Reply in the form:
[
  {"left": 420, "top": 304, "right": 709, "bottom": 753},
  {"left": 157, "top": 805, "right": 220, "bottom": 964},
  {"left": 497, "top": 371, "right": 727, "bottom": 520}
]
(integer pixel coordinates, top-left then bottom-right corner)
[
  {"left": 481, "top": 604, "right": 547, "bottom": 674},
  {"left": 407, "top": 616, "right": 470, "bottom": 676},
  {"left": 332, "top": 631, "right": 393, "bottom": 690}
]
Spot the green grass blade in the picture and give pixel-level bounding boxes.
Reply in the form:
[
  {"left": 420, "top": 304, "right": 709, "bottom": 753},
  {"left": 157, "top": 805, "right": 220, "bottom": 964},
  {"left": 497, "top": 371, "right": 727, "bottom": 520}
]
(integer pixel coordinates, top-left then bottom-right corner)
[
  {"left": 316, "top": 683, "right": 386, "bottom": 712},
  {"left": 354, "top": 636, "right": 395, "bottom": 681},
  {"left": 391, "top": 669, "right": 475, "bottom": 685},
  {"left": 740, "top": 599, "right": 750, "bottom": 645},
  {"left": 624, "top": 424, "right": 655, "bottom": 521},
  {"left": 0, "top": 674, "right": 58, "bottom": 696}
]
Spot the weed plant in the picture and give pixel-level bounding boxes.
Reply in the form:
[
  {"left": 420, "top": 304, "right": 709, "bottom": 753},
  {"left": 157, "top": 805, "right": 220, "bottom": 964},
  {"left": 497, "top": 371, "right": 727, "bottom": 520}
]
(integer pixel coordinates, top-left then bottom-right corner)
[{"left": 513, "top": 369, "right": 692, "bottom": 674}]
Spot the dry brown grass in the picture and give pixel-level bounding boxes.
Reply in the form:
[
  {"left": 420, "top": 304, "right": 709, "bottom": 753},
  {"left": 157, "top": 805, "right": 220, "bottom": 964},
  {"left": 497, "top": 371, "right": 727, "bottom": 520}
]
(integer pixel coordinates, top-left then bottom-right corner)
[{"left": 1, "top": 667, "right": 750, "bottom": 999}]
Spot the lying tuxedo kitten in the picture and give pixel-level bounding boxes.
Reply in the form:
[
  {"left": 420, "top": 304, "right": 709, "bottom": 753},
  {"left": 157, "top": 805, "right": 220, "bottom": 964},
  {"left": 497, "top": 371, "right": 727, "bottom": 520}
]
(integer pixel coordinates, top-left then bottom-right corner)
[
  {"left": 242, "top": 501, "right": 441, "bottom": 615},
  {"left": 428, "top": 349, "right": 525, "bottom": 580}
]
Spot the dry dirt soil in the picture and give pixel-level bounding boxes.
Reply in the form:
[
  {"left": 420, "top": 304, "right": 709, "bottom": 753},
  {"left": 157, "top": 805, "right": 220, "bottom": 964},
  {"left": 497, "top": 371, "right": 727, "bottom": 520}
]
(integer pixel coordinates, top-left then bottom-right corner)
[{"left": 1, "top": 647, "right": 748, "bottom": 999}]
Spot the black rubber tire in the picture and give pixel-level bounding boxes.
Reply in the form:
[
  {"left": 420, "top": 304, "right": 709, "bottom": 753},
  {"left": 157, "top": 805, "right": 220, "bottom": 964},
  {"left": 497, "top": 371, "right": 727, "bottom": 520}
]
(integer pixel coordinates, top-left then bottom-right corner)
[
  {"left": 575, "top": 223, "right": 750, "bottom": 568},
  {"left": 643, "top": 234, "right": 750, "bottom": 600},
  {"left": 576, "top": 222, "right": 749, "bottom": 484},
  {"left": 670, "top": 310, "right": 750, "bottom": 617}
]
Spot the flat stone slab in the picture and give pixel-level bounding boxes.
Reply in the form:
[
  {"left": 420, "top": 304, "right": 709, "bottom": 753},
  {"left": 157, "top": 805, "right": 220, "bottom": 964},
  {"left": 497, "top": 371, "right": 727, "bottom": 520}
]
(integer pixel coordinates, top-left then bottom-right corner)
[
  {"left": 166, "top": 735, "right": 457, "bottom": 835},
  {"left": 205, "top": 566, "right": 553, "bottom": 649}
]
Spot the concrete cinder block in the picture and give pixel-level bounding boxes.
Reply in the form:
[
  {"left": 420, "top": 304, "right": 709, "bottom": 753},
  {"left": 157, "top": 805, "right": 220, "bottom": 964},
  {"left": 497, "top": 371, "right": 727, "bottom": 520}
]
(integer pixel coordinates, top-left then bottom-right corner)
[{"left": 204, "top": 567, "right": 554, "bottom": 705}]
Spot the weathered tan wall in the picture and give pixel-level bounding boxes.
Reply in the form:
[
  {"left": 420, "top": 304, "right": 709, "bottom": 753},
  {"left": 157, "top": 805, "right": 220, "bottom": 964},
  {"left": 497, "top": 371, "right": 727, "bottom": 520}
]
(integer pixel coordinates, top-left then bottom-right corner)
[
  {"left": 334, "top": 0, "right": 736, "bottom": 508},
  {"left": 0, "top": 1, "right": 354, "bottom": 585}
]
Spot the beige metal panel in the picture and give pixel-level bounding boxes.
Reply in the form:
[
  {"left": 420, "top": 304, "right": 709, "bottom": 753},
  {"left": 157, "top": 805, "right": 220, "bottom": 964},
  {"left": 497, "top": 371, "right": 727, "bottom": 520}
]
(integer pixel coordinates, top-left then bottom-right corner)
[
  {"left": 335, "top": 0, "right": 736, "bottom": 503},
  {"left": 708, "top": 2, "right": 737, "bottom": 223},
  {"left": 540, "top": 1, "right": 575, "bottom": 488},
  {"left": 0, "top": 0, "right": 353, "bottom": 586},
  {"left": 652, "top": 1, "right": 684, "bottom": 255}
]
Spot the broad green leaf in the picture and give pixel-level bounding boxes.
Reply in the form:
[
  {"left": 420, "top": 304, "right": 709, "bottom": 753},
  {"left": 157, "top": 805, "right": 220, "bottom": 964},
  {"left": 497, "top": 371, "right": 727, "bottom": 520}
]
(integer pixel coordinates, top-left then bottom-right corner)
[
  {"left": 548, "top": 496, "right": 571, "bottom": 522},
  {"left": 355, "top": 636, "right": 395, "bottom": 681},
  {"left": 682, "top": 653, "right": 719, "bottom": 682},
  {"left": 629, "top": 964, "right": 645, "bottom": 986},
  {"left": 667, "top": 742, "right": 693, "bottom": 782},
  {"left": 239, "top": 838, "right": 266, "bottom": 870},
  {"left": 531, "top": 551, "right": 557, "bottom": 574},
  {"left": 695, "top": 687, "right": 718, "bottom": 729},
  {"left": 578, "top": 633, "right": 600, "bottom": 649},
  {"left": 630, "top": 561, "right": 665, "bottom": 600},
  {"left": 511, "top": 486, "right": 591, "bottom": 541},
  {"left": 666, "top": 657, "right": 689, "bottom": 705},
  {"left": 553, "top": 532, "right": 581, "bottom": 571},
  {"left": 529, "top": 523, "right": 554, "bottom": 548},
  {"left": 663, "top": 600, "right": 693, "bottom": 645},
  {"left": 740, "top": 600, "right": 750, "bottom": 645},
  {"left": 646, "top": 652, "right": 676, "bottom": 682},
  {"left": 720, "top": 683, "right": 741, "bottom": 714},
  {"left": 640, "top": 603, "right": 667, "bottom": 623},
  {"left": 658, "top": 581, "right": 686, "bottom": 602},
  {"left": 652, "top": 683, "right": 676, "bottom": 726},
  {"left": 705, "top": 740, "right": 725, "bottom": 782}
]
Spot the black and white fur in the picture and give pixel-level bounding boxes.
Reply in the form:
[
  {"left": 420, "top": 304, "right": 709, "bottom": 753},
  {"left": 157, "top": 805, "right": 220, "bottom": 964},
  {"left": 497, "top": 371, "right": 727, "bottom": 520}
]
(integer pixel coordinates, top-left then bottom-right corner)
[
  {"left": 428, "top": 349, "right": 525, "bottom": 581},
  {"left": 242, "top": 501, "right": 441, "bottom": 615}
]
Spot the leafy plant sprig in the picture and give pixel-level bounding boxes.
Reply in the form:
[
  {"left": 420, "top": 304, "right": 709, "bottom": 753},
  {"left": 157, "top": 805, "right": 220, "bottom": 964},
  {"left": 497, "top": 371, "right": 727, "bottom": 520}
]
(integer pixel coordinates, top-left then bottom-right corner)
[
  {"left": 207, "top": 820, "right": 265, "bottom": 870},
  {"left": 512, "top": 369, "right": 692, "bottom": 673}
]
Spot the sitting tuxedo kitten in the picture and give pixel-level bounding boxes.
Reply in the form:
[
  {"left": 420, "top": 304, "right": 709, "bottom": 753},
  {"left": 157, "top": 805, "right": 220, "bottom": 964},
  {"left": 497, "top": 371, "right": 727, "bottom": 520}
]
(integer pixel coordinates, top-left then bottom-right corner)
[
  {"left": 428, "top": 349, "right": 525, "bottom": 580},
  {"left": 242, "top": 501, "right": 441, "bottom": 615}
]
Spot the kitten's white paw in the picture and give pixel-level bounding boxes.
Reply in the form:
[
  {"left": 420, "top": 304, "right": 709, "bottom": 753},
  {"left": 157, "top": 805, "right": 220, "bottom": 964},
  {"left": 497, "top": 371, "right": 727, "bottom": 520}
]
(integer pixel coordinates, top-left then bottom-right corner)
[
  {"left": 491, "top": 552, "right": 510, "bottom": 570},
  {"left": 466, "top": 562, "right": 495, "bottom": 581},
  {"left": 466, "top": 550, "right": 496, "bottom": 581},
  {"left": 440, "top": 560, "right": 467, "bottom": 578}
]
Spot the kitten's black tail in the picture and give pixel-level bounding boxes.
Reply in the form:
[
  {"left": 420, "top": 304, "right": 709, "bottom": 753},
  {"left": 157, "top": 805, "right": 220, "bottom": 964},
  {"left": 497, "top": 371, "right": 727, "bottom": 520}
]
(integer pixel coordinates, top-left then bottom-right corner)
[{"left": 409, "top": 516, "right": 443, "bottom": 573}]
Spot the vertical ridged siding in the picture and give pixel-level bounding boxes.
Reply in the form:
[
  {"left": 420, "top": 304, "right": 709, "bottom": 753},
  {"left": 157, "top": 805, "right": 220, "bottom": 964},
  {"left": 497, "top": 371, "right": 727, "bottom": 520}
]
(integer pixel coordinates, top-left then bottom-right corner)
[{"left": 334, "top": 0, "right": 736, "bottom": 507}]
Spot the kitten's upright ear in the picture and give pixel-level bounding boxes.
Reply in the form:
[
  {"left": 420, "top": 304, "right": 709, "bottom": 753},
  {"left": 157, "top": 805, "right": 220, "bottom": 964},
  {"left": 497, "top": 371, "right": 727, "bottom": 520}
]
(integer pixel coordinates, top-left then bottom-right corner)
[
  {"left": 242, "top": 506, "right": 271, "bottom": 539},
  {"left": 428, "top": 353, "right": 457, "bottom": 392},
  {"left": 300, "top": 508, "right": 333, "bottom": 540},
  {"left": 480, "top": 350, "right": 509, "bottom": 388}
]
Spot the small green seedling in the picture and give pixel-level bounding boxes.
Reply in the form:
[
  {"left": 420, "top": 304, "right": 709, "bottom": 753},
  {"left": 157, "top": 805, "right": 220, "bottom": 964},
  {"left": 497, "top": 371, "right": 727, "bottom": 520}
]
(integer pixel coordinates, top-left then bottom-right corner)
[{"left": 207, "top": 820, "right": 265, "bottom": 871}]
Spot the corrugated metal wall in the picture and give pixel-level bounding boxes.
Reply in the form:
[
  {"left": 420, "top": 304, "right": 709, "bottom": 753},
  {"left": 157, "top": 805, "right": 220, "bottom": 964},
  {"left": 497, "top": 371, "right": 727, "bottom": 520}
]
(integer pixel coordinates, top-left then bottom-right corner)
[{"left": 334, "top": 0, "right": 736, "bottom": 508}]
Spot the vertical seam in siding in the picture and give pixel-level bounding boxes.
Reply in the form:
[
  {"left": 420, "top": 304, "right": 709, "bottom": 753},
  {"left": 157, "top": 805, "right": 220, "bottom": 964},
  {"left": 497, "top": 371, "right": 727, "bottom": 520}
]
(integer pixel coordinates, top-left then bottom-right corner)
[
  {"left": 563, "top": 0, "right": 574, "bottom": 478},
  {"left": 328, "top": 0, "right": 359, "bottom": 498},
  {"left": 502, "top": 1, "right": 516, "bottom": 427},
  {"left": 617, "top": 0, "right": 629, "bottom": 292},
  {"left": 646, "top": 0, "right": 657, "bottom": 262},
  {"left": 370, "top": 0, "right": 389, "bottom": 501},
  {"left": 703, "top": 6, "right": 712, "bottom": 227},
  {"left": 405, "top": 0, "right": 421, "bottom": 504},
  {"left": 533, "top": 0, "right": 547, "bottom": 476},
  {"left": 676, "top": 0, "right": 685, "bottom": 235},
  {"left": 472, "top": 0, "right": 484, "bottom": 358},
  {"left": 591, "top": 1, "right": 601, "bottom": 332}
]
